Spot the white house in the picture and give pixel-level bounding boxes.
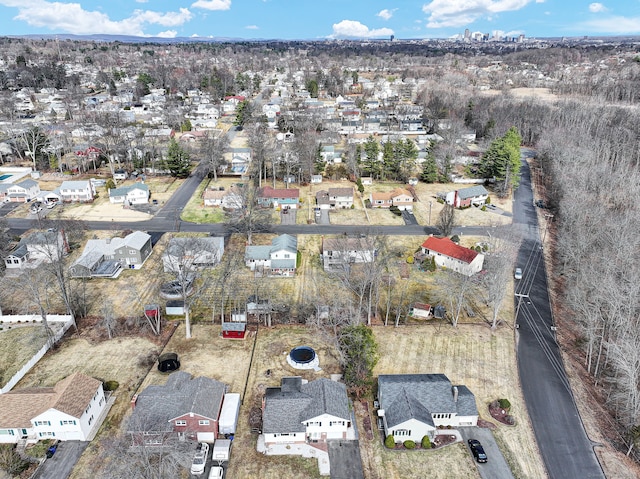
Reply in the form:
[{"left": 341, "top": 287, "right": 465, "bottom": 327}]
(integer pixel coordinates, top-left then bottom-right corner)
[
  {"left": 377, "top": 374, "right": 478, "bottom": 444},
  {"left": 443, "top": 185, "right": 489, "bottom": 208},
  {"left": 420, "top": 236, "right": 484, "bottom": 276},
  {"left": 261, "top": 377, "right": 354, "bottom": 447},
  {"left": 4, "top": 229, "right": 68, "bottom": 270},
  {"left": 6, "top": 179, "right": 40, "bottom": 203},
  {"left": 162, "top": 236, "right": 224, "bottom": 273},
  {"left": 327, "top": 187, "right": 354, "bottom": 209},
  {"left": 245, "top": 234, "right": 297, "bottom": 277},
  {"left": 0, "top": 372, "right": 107, "bottom": 444},
  {"left": 321, "top": 236, "right": 376, "bottom": 272},
  {"left": 108, "top": 184, "right": 150, "bottom": 205},
  {"left": 58, "top": 180, "right": 95, "bottom": 202}
]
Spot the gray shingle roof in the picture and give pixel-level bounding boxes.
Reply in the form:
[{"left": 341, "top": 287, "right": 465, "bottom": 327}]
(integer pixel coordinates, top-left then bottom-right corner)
[
  {"left": 109, "top": 183, "right": 149, "bottom": 197},
  {"left": 128, "top": 371, "right": 226, "bottom": 433},
  {"left": 456, "top": 185, "right": 488, "bottom": 200},
  {"left": 271, "top": 234, "right": 297, "bottom": 253},
  {"left": 262, "top": 377, "right": 349, "bottom": 434},
  {"left": 378, "top": 374, "right": 477, "bottom": 428},
  {"left": 245, "top": 245, "right": 271, "bottom": 261}
]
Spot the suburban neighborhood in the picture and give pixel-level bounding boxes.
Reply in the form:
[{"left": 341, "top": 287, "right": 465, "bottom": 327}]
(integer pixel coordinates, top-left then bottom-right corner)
[{"left": 0, "top": 32, "right": 637, "bottom": 479}]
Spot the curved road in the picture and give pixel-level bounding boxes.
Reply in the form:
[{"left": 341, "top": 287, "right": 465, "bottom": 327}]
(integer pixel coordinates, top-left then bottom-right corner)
[{"left": 513, "top": 153, "right": 605, "bottom": 479}]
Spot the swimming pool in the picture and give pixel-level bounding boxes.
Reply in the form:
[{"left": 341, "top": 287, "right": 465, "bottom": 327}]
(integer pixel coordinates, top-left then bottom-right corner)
[{"left": 0, "top": 174, "right": 12, "bottom": 181}]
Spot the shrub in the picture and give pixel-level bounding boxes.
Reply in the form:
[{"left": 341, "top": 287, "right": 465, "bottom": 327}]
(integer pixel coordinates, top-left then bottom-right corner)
[
  {"left": 350, "top": 204, "right": 355, "bottom": 209},
  {"left": 421, "top": 435, "right": 432, "bottom": 449},
  {"left": 364, "top": 199, "right": 371, "bottom": 208},
  {"left": 406, "top": 256, "right": 414, "bottom": 264},
  {"left": 481, "top": 205, "right": 487, "bottom": 211},
  {"left": 450, "top": 235, "right": 460, "bottom": 243},
  {"left": 389, "top": 205, "right": 402, "bottom": 216},
  {"left": 103, "top": 380, "right": 120, "bottom": 391},
  {"left": 403, "top": 440, "right": 416, "bottom": 449},
  {"left": 384, "top": 435, "right": 396, "bottom": 449},
  {"left": 504, "top": 414, "right": 516, "bottom": 425},
  {"left": 485, "top": 196, "right": 491, "bottom": 204},
  {"left": 498, "top": 398, "right": 511, "bottom": 410}
]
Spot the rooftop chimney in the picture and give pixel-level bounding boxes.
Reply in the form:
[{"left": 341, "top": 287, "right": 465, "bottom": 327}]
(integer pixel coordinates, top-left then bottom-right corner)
[{"left": 453, "top": 386, "right": 459, "bottom": 402}]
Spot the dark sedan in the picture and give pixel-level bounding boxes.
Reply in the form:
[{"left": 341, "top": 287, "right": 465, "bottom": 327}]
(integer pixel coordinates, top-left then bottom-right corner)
[{"left": 468, "top": 439, "right": 488, "bottom": 463}]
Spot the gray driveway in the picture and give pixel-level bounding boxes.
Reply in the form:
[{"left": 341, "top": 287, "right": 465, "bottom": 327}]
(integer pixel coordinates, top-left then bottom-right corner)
[
  {"left": 33, "top": 441, "right": 88, "bottom": 479},
  {"left": 459, "top": 427, "right": 514, "bottom": 479},
  {"left": 401, "top": 209, "right": 418, "bottom": 225},
  {"left": 327, "top": 439, "right": 364, "bottom": 479}
]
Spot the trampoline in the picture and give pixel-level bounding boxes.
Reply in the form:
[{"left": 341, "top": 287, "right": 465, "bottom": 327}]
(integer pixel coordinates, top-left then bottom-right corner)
[{"left": 287, "top": 346, "right": 320, "bottom": 370}]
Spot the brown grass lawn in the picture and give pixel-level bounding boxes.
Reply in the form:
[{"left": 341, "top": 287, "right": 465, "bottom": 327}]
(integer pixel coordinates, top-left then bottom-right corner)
[
  {"left": 372, "top": 324, "right": 545, "bottom": 479},
  {"left": 0, "top": 326, "right": 49, "bottom": 388}
]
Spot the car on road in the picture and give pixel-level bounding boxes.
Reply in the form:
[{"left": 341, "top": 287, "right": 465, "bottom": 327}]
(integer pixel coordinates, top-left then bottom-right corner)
[
  {"left": 514, "top": 268, "right": 523, "bottom": 280},
  {"left": 190, "top": 442, "right": 209, "bottom": 475},
  {"left": 46, "top": 200, "right": 58, "bottom": 209},
  {"left": 486, "top": 203, "right": 497, "bottom": 209},
  {"left": 208, "top": 466, "right": 224, "bottom": 478},
  {"left": 468, "top": 438, "right": 487, "bottom": 463},
  {"left": 30, "top": 201, "right": 43, "bottom": 213}
]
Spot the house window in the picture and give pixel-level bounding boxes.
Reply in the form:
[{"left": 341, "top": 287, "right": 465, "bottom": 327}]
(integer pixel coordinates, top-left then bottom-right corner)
[
  {"left": 88, "top": 415, "right": 94, "bottom": 425},
  {"left": 198, "top": 420, "right": 210, "bottom": 426},
  {"left": 394, "top": 429, "right": 411, "bottom": 436},
  {"left": 329, "top": 421, "right": 344, "bottom": 427},
  {"left": 35, "top": 421, "right": 51, "bottom": 426},
  {"left": 0, "top": 430, "right": 15, "bottom": 435},
  {"left": 175, "top": 420, "right": 187, "bottom": 426},
  {"left": 39, "top": 432, "right": 55, "bottom": 437},
  {"left": 129, "top": 250, "right": 136, "bottom": 255},
  {"left": 60, "top": 420, "right": 76, "bottom": 425}
]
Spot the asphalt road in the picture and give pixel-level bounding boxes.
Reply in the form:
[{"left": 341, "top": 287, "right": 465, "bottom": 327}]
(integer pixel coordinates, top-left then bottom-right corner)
[{"left": 513, "top": 152, "right": 605, "bottom": 479}]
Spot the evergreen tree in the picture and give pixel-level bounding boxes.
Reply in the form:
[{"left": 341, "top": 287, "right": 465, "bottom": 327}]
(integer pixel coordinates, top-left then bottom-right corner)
[
  {"left": 421, "top": 152, "right": 439, "bottom": 183},
  {"left": 165, "top": 138, "right": 191, "bottom": 178},
  {"left": 479, "top": 126, "right": 522, "bottom": 197}
]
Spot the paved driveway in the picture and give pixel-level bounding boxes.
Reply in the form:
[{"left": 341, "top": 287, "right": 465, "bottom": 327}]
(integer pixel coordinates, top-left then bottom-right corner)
[
  {"left": 327, "top": 439, "right": 364, "bottom": 479},
  {"left": 401, "top": 209, "right": 418, "bottom": 225},
  {"left": 458, "top": 427, "right": 514, "bottom": 479},
  {"left": 33, "top": 441, "right": 88, "bottom": 479}
]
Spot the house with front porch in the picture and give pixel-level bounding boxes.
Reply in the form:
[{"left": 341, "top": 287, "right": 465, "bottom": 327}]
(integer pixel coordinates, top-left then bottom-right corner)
[
  {"left": 261, "top": 377, "right": 354, "bottom": 447},
  {"left": 420, "top": 235, "right": 484, "bottom": 276},
  {"left": 128, "top": 371, "right": 226, "bottom": 445},
  {"left": 377, "top": 374, "right": 478, "bottom": 444},
  {"left": 0, "top": 372, "right": 107, "bottom": 444}
]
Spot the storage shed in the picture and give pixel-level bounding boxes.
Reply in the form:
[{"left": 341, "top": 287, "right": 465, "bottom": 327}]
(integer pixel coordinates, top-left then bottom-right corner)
[{"left": 222, "top": 321, "right": 246, "bottom": 339}]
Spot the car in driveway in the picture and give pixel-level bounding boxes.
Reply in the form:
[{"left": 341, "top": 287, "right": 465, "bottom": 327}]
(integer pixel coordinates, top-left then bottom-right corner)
[
  {"left": 208, "top": 466, "right": 224, "bottom": 478},
  {"left": 190, "top": 442, "right": 210, "bottom": 475},
  {"left": 468, "top": 438, "right": 488, "bottom": 463},
  {"left": 514, "top": 268, "right": 523, "bottom": 280}
]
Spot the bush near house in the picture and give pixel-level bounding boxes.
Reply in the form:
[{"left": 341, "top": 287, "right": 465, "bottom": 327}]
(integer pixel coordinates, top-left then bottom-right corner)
[
  {"left": 385, "top": 435, "right": 396, "bottom": 449},
  {"left": 422, "top": 435, "right": 432, "bottom": 449},
  {"left": 403, "top": 440, "right": 416, "bottom": 450},
  {"left": 498, "top": 398, "right": 511, "bottom": 410}
]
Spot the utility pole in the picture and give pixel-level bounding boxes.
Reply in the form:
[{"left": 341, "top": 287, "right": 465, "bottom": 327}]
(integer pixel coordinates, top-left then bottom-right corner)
[{"left": 428, "top": 201, "right": 433, "bottom": 225}]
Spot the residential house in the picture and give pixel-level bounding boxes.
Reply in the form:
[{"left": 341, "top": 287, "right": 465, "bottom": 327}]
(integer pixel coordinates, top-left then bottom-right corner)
[
  {"left": 377, "top": 374, "right": 478, "bottom": 444},
  {"left": 261, "top": 377, "right": 354, "bottom": 447},
  {"left": 6, "top": 179, "right": 40, "bottom": 203},
  {"left": 70, "top": 231, "right": 153, "bottom": 278},
  {"left": 257, "top": 186, "right": 300, "bottom": 210},
  {"left": 162, "top": 236, "right": 224, "bottom": 273},
  {"left": 321, "top": 236, "right": 376, "bottom": 272},
  {"left": 245, "top": 234, "right": 297, "bottom": 277},
  {"left": 229, "top": 147, "right": 251, "bottom": 175},
  {"left": 113, "top": 169, "right": 128, "bottom": 181},
  {"left": 442, "top": 185, "right": 489, "bottom": 208},
  {"left": 58, "top": 180, "right": 95, "bottom": 203},
  {"left": 0, "top": 372, "right": 107, "bottom": 444},
  {"left": 370, "top": 188, "right": 414, "bottom": 211},
  {"left": 203, "top": 185, "right": 243, "bottom": 209},
  {"left": 4, "top": 229, "right": 68, "bottom": 270},
  {"left": 420, "top": 236, "right": 484, "bottom": 276},
  {"left": 128, "top": 372, "right": 226, "bottom": 445},
  {"left": 328, "top": 187, "right": 354, "bottom": 209},
  {"left": 108, "top": 184, "right": 150, "bottom": 205}
]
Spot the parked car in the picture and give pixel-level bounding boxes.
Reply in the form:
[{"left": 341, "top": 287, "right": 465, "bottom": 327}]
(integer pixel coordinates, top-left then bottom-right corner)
[
  {"left": 45, "top": 443, "right": 58, "bottom": 458},
  {"left": 208, "top": 466, "right": 224, "bottom": 478},
  {"left": 468, "top": 439, "right": 487, "bottom": 463},
  {"left": 190, "top": 442, "right": 210, "bottom": 475},
  {"left": 514, "top": 268, "right": 523, "bottom": 280},
  {"left": 46, "top": 201, "right": 58, "bottom": 209}
]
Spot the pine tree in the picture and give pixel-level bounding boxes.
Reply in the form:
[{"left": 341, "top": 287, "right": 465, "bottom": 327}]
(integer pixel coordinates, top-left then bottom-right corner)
[
  {"left": 420, "top": 153, "right": 439, "bottom": 183},
  {"left": 165, "top": 138, "right": 192, "bottom": 178}
]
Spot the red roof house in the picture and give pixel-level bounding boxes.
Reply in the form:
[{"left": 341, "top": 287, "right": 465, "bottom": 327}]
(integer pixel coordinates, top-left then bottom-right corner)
[{"left": 420, "top": 236, "right": 484, "bottom": 276}]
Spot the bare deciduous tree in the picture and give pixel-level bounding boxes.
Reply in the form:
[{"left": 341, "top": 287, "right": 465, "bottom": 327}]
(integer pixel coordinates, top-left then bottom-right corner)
[{"left": 437, "top": 203, "right": 456, "bottom": 236}]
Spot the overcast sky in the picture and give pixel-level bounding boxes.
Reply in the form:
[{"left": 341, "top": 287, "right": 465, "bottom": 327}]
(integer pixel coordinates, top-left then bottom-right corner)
[{"left": 0, "top": 0, "right": 638, "bottom": 40}]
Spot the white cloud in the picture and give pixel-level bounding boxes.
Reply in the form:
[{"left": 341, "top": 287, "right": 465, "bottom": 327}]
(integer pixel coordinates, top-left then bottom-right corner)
[
  {"left": 156, "top": 30, "right": 177, "bottom": 38},
  {"left": 377, "top": 8, "right": 396, "bottom": 20},
  {"left": 535, "top": 0, "right": 545, "bottom": 3},
  {"left": 191, "top": 0, "right": 231, "bottom": 11},
  {"left": 588, "top": 3, "right": 607, "bottom": 13},
  {"left": 330, "top": 20, "right": 394, "bottom": 38},
  {"left": 2, "top": 1, "right": 193, "bottom": 36},
  {"left": 422, "top": 0, "right": 531, "bottom": 28},
  {"left": 581, "top": 15, "right": 640, "bottom": 34},
  {"left": 136, "top": 0, "right": 149, "bottom": 3},
  {"left": 245, "top": 25, "right": 258, "bottom": 30}
]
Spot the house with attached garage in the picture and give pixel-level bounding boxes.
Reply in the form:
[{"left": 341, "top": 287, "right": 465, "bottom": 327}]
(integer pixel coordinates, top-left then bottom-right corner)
[
  {"left": 440, "top": 185, "right": 489, "bottom": 209},
  {"left": 0, "top": 372, "right": 107, "bottom": 444},
  {"left": 377, "top": 374, "right": 478, "bottom": 444},
  {"left": 420, "top": 235, "right": 484, "bottom": 276},
  {"left": 58, "top": 180, "right": 95, "bottom": 203},
  {"left": 327, "top": 187, "right": 354, "bottom": 209},
  {"left": 5, "top": 179, "right": 40, "bottom": 203},
  {"left": 108, "top": 183, "right": 150, "bottom": 205},
  {"left": 128, "top": 371, "right": 226, "bottom": 445},
  {"left": 261, "top": 376, "right": 355, "bottom": 448},
  {"left": 70, "top": 231, "right": 153, "bottom": 278},
  {"left": 245, "top": 234, "right": 297, "bottom": 277},
  {"left": 370, "top": 188, "right": 414, "bottom": 211},
  {"left": 257, "top": 186, "right": 300, "bottom": 210}
]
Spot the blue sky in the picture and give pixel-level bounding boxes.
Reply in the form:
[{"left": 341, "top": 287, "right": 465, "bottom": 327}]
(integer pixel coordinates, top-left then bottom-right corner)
[{"left": 0, "top": 0, "right": 639, "bottom": 39}]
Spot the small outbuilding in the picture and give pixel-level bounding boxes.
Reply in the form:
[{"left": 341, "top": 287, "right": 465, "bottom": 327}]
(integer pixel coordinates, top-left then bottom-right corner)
[{"left": 222, "top": 321, "right": 247, "bottom": 340}]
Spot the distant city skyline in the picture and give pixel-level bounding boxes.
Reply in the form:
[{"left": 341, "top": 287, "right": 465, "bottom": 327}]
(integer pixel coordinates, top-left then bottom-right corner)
[{"left": 0, "top": 0, "right": 638, "bottom": 41}]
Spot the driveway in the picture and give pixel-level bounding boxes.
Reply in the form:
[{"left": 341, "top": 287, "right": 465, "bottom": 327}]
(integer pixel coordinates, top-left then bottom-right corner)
[
  {"left": 327, "top": 440, "right": 364, "bottom": 479},
  {"left": 401, "top": 209, "right": 418, "bottom": 225},
  {"left": 32, "top": 441, "right": 88, "bottom": 479},
  {"left": 0, "top": 201, "right": 20, "bottom": 217},
  {"left": 458, "top": 427, "right": 514, "bottom": 479},
  {"left": 315, "top": 209, "right": 330, "bottom": 225}
]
